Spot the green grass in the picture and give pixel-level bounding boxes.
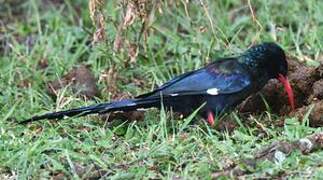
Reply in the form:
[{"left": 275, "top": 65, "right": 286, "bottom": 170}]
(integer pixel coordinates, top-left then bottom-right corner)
[{"left": 1, "top": 0, "right": 323, "bottom": 179}]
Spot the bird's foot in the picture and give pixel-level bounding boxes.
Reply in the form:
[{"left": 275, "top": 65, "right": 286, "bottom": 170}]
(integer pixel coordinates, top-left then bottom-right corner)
[{"left": 207, "top": 111, "right": 215, "bottom": 126}]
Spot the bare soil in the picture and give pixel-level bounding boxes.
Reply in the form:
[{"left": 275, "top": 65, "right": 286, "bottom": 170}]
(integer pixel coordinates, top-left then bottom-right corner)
[{"left": 239, "top": 59, "right": 323, "bottom": 127}]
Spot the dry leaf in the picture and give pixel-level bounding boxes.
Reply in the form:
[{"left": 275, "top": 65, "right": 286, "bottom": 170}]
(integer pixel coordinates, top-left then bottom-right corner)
[
  {"left": 89, "top": 0, "right": 106, "bottom": 43},
  {"left": 89, "top": 0, "right": 105, "bottom": 23},
  {"left": 123, "top": 2, "right": 137, "bottom": 28},
  {"left": 93, "top": 14, "right": 106, "bottom": 43},
  {"left": 113, "top": 26, "right": 124, "bottom": 51},
  {"left": 128, "top": 43, "right": 138, "bottom": 63}
]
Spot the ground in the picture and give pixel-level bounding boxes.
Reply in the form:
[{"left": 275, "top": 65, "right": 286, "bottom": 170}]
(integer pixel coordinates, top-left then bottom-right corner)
[{"left": 1, "top": 0, "right": 323, "bottom": 179}]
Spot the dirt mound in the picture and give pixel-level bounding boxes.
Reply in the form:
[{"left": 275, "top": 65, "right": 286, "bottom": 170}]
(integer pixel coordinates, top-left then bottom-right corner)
[
  {"left": 47, "top": 65, "right": 100, "bottom": 99},
  {"left": 239, "top": 59, "right": 323, "bottom": 126}
]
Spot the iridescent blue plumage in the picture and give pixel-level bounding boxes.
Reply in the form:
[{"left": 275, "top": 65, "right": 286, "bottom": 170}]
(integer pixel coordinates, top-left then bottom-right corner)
[{"left": 20, "top": 42, "right": 291, "bottom": 125}]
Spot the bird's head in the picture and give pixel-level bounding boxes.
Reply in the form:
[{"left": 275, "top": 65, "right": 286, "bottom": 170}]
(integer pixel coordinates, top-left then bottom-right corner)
[{"left": 242, "top": 42, "right": 295, "bottom": 110}]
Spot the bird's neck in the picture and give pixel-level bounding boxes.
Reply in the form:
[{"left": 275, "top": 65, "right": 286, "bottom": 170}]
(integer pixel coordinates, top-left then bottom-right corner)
[{"left": 238, "top": 55, "right": 270, "bottom": 85}]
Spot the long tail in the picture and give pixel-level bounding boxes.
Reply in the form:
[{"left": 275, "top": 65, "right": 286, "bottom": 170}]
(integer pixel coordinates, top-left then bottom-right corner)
[{"left": 19, "top": 97, "right": 160, "bottom": 124}]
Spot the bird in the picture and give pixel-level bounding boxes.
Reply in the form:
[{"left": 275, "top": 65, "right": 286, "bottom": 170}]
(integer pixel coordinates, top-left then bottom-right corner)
[{"left": 20, "top": 42, "right": 295, "bottom": 126}]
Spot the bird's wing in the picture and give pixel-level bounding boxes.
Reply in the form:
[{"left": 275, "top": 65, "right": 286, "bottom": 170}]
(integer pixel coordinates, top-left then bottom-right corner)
[
  {"left": 137, "top": 58, "right": 251, "bottom": 98},
  {"left": 136, "top": 70, "right": 198, "bottom": 98}
]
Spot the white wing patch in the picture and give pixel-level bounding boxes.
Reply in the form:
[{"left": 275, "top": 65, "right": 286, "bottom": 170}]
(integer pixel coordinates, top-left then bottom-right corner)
[
  {"left": 170, "top": 93, "right": 179, "bottom": 96},
  {"left": 206, "top": 88, "right": 219, "bottom": 95}
]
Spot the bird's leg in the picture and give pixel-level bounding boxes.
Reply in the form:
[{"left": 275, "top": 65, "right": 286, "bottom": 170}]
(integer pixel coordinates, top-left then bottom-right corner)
[{"left": 207, "top": 111, "right": 215, "bottom": 126}]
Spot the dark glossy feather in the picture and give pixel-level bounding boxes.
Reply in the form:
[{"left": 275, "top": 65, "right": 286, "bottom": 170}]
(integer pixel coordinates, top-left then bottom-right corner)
[
  {"left": 20, "top": 58, "right": 251, "bottom": 123},
  {"left": 138, "top": 58, "right": 251, "bottom": 98},
  {"left": 20, "top": 42, "right": 290, "bottom": 124}
]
